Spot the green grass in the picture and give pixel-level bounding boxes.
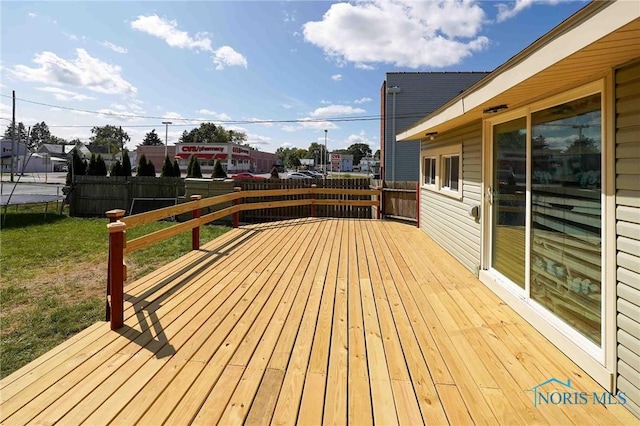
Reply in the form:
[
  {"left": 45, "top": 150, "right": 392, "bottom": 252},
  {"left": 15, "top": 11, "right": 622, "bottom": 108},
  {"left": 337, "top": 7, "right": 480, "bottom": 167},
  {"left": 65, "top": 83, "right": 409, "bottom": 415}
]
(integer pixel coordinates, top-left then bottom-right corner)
[{"left": 0, "top": 205, "right": 229, "bottom": 378}]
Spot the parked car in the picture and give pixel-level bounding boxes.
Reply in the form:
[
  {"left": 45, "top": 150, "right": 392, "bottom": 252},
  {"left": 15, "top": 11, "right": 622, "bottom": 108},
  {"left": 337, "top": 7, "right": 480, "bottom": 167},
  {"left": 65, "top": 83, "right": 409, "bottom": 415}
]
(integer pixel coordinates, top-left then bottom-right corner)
[
  {"left": 296, "top": 170, "right": 322, "bottom": 178},
  {"left": 231, "top": 172, "right": 265, "bottom": 179},
  {"left": 287, "top": 172, "right": 312, "bottom": 179}
]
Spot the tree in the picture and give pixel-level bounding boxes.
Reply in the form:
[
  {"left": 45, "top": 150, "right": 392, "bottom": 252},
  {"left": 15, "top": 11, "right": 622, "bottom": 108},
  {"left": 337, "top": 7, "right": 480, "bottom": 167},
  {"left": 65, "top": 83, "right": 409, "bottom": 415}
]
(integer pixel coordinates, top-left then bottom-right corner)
[
  {"left": 110, "top": 160, "right": 123, "bottom": 176},
  {"left": 147, "top": 160, "right": 156, "bottom": 177},
  {"left": 172, "top": 160, "right": 181, "bottom": 178},
  {"left": 137, "top": 154, "right": 149, "bottom": 177},
  {"left": 178, "top": 122, "right": 247, "bottom": 145},
  {"left": 90, "top": 125, "right": 130, "bottom": 153},
  {"left": 122, "top": 150, "right": 132, "bottom": 176},
  {"left": 66, "top": 149, "right": 86, "bottom": 184},
  {"left": 212, "top": 160, "right": 227, "bottom": 179},
  {"left": 3, "top": 122, "right": 28, "bottom": 148},
  {"left": 374, "top": 149, "right": 380, "bottom": 160},
  {"left": 179, "top": 130, "right": 195, "bottom": 145},
  {"left": 306, "top": 142, "right": 327, "bottom": 165},
  {"left": 345, "top": 143, "right": 372, "bottom": 165},
  {"left": 160, "top": 155, "right": 174, "bottom": 177},
  {"left": 87, "top": 153, "right": 98, "bottom": 175},
  {"left": 96, "top": 155, "right": 108, "bottom": 176},
  {"left": 142, "top": 129, "right": 164, "bottom": 146},
  {"left": 30, "top": 122, "right": 52, "bottom": 149},
  {"left": 186, "top": 155, "right": 202, "bottom": 178}
]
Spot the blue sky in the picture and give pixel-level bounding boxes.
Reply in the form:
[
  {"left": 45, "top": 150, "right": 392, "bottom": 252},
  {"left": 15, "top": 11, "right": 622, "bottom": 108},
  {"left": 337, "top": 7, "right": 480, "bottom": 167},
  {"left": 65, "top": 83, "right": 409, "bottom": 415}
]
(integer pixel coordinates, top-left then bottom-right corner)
[{"left": 1, "top": 0, "right": 587, "bottom": 153}]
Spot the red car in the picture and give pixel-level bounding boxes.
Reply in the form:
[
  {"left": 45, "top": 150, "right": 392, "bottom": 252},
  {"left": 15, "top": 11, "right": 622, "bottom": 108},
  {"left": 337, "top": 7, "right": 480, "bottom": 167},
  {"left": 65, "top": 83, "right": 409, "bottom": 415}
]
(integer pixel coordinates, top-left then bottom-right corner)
[{"left": 231, "top": 172, "right": 266, "bottom": 179}]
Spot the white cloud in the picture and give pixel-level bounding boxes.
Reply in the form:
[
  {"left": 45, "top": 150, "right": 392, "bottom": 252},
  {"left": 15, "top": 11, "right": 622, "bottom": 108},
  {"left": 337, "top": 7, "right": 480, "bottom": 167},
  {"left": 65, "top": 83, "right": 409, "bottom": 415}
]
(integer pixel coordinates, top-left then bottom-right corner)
[
  {"left": 196, "top": 109, "right": 232, "bottom": 121},
  {"left": 130, "top": 14, "right": 213, "bottom": 51},
  {"left": 310, "top": 104, "right": 365, "bottom": 118},
  {"left": 303, "top": 0, "right": 489, "bottom": 68},
  {"left": 213, "top": 46, "right": 248, "bottom": 70},
  {"left": 162, "top": 111, "right": 187, "bottom": 121},
  {"left": 345, "top": 130, "right": 374, "bottom": 146},
  {"left": 12, "top": 49, "right": 136, "bottom": 96},
  {"left": 131, "top": 15, "right": 247, "bottom": 70},
  {"left": 331, "top": 74, "right": 342, "bottom": 81},
  {"left": 36, "top": 86, "right": 96, "bottom": 102},
  {"left": 281, "top": 125, "right": 297, "bottom": 132},
  {"left": 247, "top": 118, "right": 274, "bottom": 127},
  {"left": 354, "top": 97, "right": 372, "bottom": 104},
  {"left": 496, "top": 0, "right": 561, "bottom": 22},
  {"left": 63, "top": 32, "right": 79, "bottom": 41},
  {"left": 281, "top": 104, "right": 292, "bottom": 109},
  {"left": 100, "top": 41, "right": 128, "bottom": 54},
  {"left": 298, "top": 118, "right": 338, "bottom": 130},
  {"left": 28, "top": 12, "right": 36, "bottom": 18}
]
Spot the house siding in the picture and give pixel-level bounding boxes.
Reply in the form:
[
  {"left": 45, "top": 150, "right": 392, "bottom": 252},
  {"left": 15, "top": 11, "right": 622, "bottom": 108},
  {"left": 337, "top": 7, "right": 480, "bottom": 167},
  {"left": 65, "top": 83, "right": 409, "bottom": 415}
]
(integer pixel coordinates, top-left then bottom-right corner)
[
  {"left": 384, "top": 72, "right": 488, "bottom": 181},
  {"left": 615, "top": 60, "right": 640, "bottom": 417},
  {"left": 420, "top": 121, "right": 482, "bottom": 274}
]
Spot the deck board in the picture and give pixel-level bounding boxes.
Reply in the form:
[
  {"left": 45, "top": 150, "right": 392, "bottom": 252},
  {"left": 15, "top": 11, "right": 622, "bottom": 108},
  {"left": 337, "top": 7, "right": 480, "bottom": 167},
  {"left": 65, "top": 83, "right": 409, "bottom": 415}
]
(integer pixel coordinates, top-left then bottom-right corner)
[{"left": 0, "top": 218, "right": 634, "bottom": 425}]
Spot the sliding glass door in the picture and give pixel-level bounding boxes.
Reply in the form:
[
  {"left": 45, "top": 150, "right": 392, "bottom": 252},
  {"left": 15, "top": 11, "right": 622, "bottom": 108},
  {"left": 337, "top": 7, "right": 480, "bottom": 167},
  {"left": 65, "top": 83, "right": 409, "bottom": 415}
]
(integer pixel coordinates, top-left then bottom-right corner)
[
  {"left": 488, "top": 92, "right": 603, "bottom": 347},
  {"left": 530, "top": 93, "right": 602, "bottom": 345},
  {"left": 491, "top": 118, "right": 527, "bottom": 289}
]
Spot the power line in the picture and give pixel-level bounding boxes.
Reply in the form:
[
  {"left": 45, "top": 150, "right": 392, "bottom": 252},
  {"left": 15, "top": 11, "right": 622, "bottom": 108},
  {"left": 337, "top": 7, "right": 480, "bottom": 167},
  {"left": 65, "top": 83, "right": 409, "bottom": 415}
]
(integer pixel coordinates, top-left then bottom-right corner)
[{"left": 0, "top": 93, "right": 430, "bottom": 125}]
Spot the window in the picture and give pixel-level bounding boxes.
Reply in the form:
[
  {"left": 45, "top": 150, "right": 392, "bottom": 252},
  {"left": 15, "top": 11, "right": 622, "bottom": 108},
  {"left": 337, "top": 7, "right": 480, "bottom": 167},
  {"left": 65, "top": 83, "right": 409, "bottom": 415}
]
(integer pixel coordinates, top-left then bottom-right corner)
[
  {"left": 421, "top": 144, "right": 462, "bottom": 199},
  {"left": 442, "top": 155, "right": 460, "bottom": 191},
  {"left": 423, "top": 157, "right": 436, "bottom": 186}
]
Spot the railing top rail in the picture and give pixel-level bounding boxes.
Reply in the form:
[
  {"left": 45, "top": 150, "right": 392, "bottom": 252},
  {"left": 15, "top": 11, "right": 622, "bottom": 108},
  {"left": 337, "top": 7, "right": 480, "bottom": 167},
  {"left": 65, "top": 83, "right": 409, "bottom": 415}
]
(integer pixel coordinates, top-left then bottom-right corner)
[{"left": 119, "top": 186, "right": 382, "bottom": 228}]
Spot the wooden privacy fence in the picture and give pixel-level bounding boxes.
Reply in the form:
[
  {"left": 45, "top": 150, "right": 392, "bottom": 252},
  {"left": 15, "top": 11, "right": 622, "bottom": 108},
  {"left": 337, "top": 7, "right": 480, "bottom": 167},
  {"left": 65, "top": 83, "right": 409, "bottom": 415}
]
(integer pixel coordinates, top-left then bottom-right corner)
[
  {"left": 68, "top": 176, "right": 185, "bottom": 217},
  {"left": 382, "top": 181, "right": 419, "bottom": 223},
  {"left": 104, "top": 186, "right": 382, "bottom": 329}
]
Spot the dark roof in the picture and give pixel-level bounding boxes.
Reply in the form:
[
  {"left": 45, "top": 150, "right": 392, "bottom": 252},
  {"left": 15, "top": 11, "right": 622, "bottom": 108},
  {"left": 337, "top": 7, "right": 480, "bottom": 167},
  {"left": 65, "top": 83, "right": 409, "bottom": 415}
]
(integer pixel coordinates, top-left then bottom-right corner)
[{"left": 87, "top": 144, "right": 109, "bottom": 154}]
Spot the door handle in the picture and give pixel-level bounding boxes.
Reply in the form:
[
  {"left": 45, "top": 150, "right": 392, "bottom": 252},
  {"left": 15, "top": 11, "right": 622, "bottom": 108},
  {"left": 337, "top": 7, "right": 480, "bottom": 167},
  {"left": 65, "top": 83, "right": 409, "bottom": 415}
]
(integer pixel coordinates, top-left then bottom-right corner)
[{"left": 486, "top": 186, "right": 493, "bottom": 204}]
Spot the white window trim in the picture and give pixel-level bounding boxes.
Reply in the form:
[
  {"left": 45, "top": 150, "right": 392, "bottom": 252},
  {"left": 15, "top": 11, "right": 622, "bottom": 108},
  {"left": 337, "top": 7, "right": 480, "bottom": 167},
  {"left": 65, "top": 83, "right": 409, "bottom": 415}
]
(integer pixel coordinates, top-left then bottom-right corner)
[
  {"left": 421, "top": 143, "right": 462, "bottom": 200},
  {"left": 422, "top": 156, "right": 437, "bottom": 188}
]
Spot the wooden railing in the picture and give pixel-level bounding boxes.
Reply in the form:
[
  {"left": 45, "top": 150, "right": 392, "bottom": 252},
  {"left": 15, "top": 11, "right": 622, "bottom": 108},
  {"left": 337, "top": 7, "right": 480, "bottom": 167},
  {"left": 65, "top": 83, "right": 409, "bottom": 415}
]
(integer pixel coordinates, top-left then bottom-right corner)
[{"left": 105, "top": 185, "right": 382, "bottom": 329}]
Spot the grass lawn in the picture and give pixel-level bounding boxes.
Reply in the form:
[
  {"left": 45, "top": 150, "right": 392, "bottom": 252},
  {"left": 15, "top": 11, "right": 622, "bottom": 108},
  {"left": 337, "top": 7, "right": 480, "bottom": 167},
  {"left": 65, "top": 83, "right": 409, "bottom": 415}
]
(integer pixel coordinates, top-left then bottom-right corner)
[{"left": 0, "top": 205, "right": 229, "bottom": 379}]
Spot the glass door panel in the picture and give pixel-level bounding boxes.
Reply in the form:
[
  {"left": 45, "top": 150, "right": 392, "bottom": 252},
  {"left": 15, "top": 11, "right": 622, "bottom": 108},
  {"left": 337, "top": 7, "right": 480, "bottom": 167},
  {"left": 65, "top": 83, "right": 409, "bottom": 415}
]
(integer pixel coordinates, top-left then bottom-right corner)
[
  {"left": 530, "top": 93, "right": 602, "bottom": 345},
  {"left": 492, "top": 118, "right": 527, "bottom": 288}
]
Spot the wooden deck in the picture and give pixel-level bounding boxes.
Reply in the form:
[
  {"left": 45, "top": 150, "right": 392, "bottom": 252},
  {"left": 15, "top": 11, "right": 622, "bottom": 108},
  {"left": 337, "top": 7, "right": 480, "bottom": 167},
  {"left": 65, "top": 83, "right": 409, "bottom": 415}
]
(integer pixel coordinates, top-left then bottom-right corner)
[{"left": 0, "top": 218, "right": 635, "bottom": 425}]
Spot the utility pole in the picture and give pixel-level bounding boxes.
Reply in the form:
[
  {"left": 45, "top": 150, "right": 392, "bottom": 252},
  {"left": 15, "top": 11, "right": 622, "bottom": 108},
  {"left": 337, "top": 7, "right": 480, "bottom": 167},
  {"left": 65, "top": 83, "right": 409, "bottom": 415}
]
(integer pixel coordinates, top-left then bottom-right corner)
[
  {"left": 11, "top": 90, "right": 16, "bottom": 182},
  {"left": 162, "top": 121, "right": 172, "bottom": 158}
]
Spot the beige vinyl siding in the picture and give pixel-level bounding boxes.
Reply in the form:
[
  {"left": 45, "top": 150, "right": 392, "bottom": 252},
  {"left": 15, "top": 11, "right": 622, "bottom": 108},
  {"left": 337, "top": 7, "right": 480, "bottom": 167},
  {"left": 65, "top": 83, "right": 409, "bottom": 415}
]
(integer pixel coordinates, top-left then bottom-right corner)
[
  {"left": 615, "top": 60, "right": 640, "bottom": 417},
  {"left": 420, "top": 121, "right": 482, "bottom": 274}
]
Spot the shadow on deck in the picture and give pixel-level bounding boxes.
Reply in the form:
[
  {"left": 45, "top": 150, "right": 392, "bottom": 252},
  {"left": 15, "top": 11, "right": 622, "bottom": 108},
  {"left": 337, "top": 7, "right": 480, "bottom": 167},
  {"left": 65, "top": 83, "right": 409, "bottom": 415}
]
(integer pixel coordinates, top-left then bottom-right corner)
[{"left": 0, "top": 218, "right": 634, "bottom": 425}]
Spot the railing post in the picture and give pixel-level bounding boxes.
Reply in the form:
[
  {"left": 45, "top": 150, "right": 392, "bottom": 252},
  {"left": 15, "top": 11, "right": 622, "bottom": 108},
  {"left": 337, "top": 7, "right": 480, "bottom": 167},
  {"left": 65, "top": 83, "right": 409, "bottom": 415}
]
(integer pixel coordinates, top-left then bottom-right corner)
[
  {"left": 105, "top": 209, "right": 125, "bottom": 322},
  {"left": 107, "top": 221, "right": 126, "bottom": 330},
  {"left": 191, "top": 195, "right": 202, "bottom": 250},
  {"left": 376, "top": 186, "right": 382, "bottom": 219},
  {"left": 233, "top": 187, "right": 241, "bottom": 228},
  {"left": 311, "top": 184, "right": 317, "bottom": 217},
  {"left": 416, "top": 182, "right": 420, "bottom": 228}
]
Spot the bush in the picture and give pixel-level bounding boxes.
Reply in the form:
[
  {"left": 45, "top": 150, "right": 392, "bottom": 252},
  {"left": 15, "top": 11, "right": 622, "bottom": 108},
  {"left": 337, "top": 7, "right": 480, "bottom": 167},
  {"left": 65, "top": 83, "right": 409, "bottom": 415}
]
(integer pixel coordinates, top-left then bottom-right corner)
[
  {"left": 110, "top": 160, "right": 123, "bottom": 176},
  {"left": 212, "top": 160, "right": 227, "bottom": 179},
  {"left": 122, "top": 150, "right": 132, "bottom": 177},
  {"left": 160, "top": 155, "right": 174, "bottom": 177},
  {"left": 173, "top": 160, "right": 181, "bottom": 178},
  {"left": 86, "top": 153, "right": 97, "bottom": 176},
  {"left": 96, "top": 155, "right": 108, "bottom": 176},
  {"left": 186, "top": 155, "right": 202, "bottom": 178},
  {"left": 66, "top": 150, "right": 86, "bottom": 184},
  {"left": 270, "top": 166, "right": 280, "bottom": 179},
  {"left": 137, "top": 154, "right": 155, "bottom": 177}
]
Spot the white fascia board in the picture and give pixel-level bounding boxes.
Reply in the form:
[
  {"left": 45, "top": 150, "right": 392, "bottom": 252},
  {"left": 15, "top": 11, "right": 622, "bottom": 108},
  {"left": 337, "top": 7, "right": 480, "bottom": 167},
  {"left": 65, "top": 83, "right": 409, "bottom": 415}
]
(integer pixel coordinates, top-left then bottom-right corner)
[{"left": 398, "top": 1, "right": 640, "bottom": 142}]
